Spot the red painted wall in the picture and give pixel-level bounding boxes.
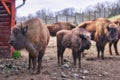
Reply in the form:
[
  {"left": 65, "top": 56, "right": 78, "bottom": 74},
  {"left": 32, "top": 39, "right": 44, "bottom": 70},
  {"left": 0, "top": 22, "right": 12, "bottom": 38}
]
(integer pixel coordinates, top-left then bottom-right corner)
[{"left": 0, "top": 0, "right": 15, "bottom": 58}]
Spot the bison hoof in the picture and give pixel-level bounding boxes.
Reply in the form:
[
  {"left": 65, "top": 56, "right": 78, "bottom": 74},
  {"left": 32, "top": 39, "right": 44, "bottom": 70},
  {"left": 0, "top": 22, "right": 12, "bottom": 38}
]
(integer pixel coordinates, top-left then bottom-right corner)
[
  {"left": 27, "top": 67, "right": 31, "bottom": 70},
  {"left": 101, "top": 57, "right": 104, "bottom": 60},
  {"left": 36, "top": 71, "right": 40, "bottom": 74},
  {"left": 110, "top": 53, "right": 112, "bottom": 55},
  {"left": 58, "top": 63, "right": 61, "bottom": 66},
  {"left": 116, "top": 53, "right": 119, "bottom": 55},
  {"left": 79, "top": 65, "right": 81, "bottom": 68},
  {"left": 31, "top": 71, "right": 36, "bottom": 75}
]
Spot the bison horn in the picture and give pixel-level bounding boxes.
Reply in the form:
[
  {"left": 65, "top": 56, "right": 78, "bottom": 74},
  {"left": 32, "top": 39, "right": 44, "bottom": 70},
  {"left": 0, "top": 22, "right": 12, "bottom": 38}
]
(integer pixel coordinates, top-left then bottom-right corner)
[{"left": 22, "top": 26, "right": 28, "bottom": 34}]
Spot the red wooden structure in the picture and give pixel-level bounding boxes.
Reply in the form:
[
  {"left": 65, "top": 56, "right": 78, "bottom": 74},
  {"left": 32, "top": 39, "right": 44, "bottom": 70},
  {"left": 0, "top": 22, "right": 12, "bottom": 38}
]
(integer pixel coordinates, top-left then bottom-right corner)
[{"left": 0, "top": 0, "right": 15, "bottom": 58}]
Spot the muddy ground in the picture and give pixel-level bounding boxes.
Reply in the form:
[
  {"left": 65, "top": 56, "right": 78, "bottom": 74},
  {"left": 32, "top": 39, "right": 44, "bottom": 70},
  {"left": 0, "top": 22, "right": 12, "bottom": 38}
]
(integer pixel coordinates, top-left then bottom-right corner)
[{"left": 1, "top": 36, "right": 120, "bottom": 80}]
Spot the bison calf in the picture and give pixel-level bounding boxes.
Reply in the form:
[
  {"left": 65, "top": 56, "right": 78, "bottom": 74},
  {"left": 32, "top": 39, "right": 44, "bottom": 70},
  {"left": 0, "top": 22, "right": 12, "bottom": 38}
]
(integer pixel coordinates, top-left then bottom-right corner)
[
  {"left": 56, "top": 28, "right": 91, "bottom": 68},
  {"left": 9, "top": 18, "right": 50, "bottom": 74},
  {"left": 46, "top": 22, "right": 76, "bottom": 36}
]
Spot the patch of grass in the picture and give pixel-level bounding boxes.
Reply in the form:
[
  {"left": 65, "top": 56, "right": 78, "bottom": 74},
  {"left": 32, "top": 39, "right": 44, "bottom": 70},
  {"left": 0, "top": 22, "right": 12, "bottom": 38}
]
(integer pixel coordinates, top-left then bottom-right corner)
[
  {"left": 12, "top": 50, "right": 21, "bottom": 59},
  {"left": 108, "top": 15, "right": 120, "bottom": 21},
  {"left": 92, "top": 44, "right": 96, "bottom": 48}
]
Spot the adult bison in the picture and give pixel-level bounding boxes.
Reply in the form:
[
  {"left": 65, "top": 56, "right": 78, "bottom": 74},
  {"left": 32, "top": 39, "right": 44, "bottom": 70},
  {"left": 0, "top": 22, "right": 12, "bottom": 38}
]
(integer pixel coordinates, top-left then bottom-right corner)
[
  {"left": 9, "top": 18, "right": 50, "bottom": 74},
  {"left": 77, "top": 18, "right": 119, "bottom": 59},
  {"left": 46, "top": 22, "right": 76, "bottom": 36},
  {"left": 56, "top": 28, "right": 91, "bottom": 68},
  {"left": 109, "top": 18, "right": 120, "bottom": 55}
]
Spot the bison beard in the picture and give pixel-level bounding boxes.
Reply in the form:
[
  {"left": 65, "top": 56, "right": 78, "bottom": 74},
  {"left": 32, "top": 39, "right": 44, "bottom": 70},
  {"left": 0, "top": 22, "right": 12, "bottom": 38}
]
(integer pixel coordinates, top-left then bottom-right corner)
[
  {"left": 9, "top": 18, "right": 50, "bottom": 74},
  {"left": 56, "top": 28, "right": 91, "bottom": 68}
]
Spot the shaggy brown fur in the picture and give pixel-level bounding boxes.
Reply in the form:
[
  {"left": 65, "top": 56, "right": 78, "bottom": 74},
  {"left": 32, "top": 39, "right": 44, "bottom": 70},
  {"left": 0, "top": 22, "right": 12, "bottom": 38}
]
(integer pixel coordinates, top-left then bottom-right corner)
[
  {"left": 56, "top": 28, "right": 91, "bottom": 67},
  {"left": 77, "top": 18, "right": 119, "bottom": 59},
  {"left": 46, "top": 22, "right": 76, "bottom": 36},
  {"left": 9, "top": 18, "right": 50, "bottom": 74},
  {"left": 109, "top": 18, "right": 120, "bottom": 55}
]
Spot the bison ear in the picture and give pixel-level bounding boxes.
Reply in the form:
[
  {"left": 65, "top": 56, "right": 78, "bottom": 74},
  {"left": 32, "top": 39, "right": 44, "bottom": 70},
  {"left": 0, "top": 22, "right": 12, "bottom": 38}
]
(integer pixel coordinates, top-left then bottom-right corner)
[
  {"left": 117, "top": 23, "right": 120, "bottom": 27},
  {"left": 21, "top": 26, "right": 28, "bottom": 34}
]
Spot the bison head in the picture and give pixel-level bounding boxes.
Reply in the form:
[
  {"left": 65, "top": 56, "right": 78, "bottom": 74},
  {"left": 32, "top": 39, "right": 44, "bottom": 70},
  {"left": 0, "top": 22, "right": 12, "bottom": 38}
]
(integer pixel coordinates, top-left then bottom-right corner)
[
  {"left": 80, "top": 34, "right": 91, "bottom": 50},
  {"left": 79, "top": 28, "right": 91, "bottom": 50},
  {"left": 107, "top": 23, "right": 119, "bottom": 42},
  {"left": 9, "top": 25, "right": 28, "bottom": 50}
]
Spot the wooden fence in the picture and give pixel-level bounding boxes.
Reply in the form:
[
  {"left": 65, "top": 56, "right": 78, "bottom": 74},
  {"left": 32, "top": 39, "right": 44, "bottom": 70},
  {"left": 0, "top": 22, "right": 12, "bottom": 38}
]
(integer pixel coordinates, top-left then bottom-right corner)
[
  {"left": 17, "top": 8, "right": 120, "bottom": 25},
  {"left": 40, "top": 8, "right": 120, "bottom": 25}
]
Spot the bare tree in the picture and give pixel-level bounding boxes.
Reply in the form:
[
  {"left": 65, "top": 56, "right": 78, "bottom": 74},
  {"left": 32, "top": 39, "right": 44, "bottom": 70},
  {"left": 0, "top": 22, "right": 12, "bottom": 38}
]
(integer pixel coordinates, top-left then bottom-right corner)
[
  {"left": 36, "top": 9, "right": 47, "bottom": 19},
  {"left": 60, "top": 7, "right": 75, "bottom": 16},
  {"left": 16, "top": 16, "right": 27, "bottom": 22},
  {"left": 28, "top": 14, "right": 34, "bottom": 19}
]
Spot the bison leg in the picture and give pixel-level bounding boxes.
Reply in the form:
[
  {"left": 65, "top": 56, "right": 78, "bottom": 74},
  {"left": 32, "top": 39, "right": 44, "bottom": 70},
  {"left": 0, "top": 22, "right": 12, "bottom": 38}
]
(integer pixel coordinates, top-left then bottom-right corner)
[
  {"left": 78, "top": 52, "right": 81, "bottom": 68},
  {"left": 72, "top": 50, "right": 77, "bottom": 66},
  {"left": 100, "top": 43, "right": 106, "bottom": 60},
  {"left": 109, "top": 42, "right": 113, "bottom": 55},
  {"left": 96, "top": 43, "right": 101, "bottom": 59},
  {"left": 28, "top": 54, "right": 32, "bottom": 69},
  {"left": 57, "top": 47, "right": 65, "bottom": 65},
  {"left": 101, "top": 46, "right": 105, "bottom": 60},
  {"left": 36, "top": 51, "right": 44, "bottom": 74},
  {"left": 81, "top": 51, "right": 85, "bottom": 58},
  {"left": 96, "top": 43, "right": 105, "bottom": 59},
  {"left": 77, "top": 49, "right": 84, "bottom": 68},
  {"left": 31, "top": 57, "right": 37, "bottom": 73},
  {"left": 57, "top": 52, "right": 60, "bottom": 65},
  {"left": 113, "top": 40, "right": 119, "bottom": 55}
]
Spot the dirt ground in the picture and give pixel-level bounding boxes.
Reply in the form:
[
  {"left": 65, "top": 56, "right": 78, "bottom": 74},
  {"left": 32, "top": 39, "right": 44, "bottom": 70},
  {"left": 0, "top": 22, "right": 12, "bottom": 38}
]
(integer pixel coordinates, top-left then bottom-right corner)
[{"left": 1, "top": 36, "right": 120, "bottom": 80}]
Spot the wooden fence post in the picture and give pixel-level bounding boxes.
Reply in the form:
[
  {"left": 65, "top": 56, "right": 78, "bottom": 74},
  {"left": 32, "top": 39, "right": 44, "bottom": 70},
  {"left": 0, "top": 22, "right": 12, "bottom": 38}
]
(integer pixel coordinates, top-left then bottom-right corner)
[
  {"left": 66, "top": 15, "right": 68, "bottom": 21},
  {"left": 56, "top": 15, "right": 58, "bottom": 22},
  {"left": 103, "top": 8, "right": 105, "bottom": 17},
  {"left": 75, "top": 13, "right": 77, "bottom": 24},
  {"left": 88, "top": 11, "right": 90, "bottom": 20},
  {"left": 45, "top": 16, "right": 47, "bottom": 24},
  {"left": 82, "top": 13, "right": 84, "bottom": 22},
  {"left": 94, "top": 11, "right": 96, "bottom": 19}
]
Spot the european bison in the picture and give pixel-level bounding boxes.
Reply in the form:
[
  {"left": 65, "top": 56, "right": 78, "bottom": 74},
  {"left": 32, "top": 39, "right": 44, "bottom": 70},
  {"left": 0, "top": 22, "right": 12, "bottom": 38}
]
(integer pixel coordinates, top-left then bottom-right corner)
[
  {"left": 9, "top": 18, "right": 50, "bottom": 74},
  {"left": 56, "top": 28, "right": 91, "bottom": 68},
  {"left": 46, "top": 22, "right": 76, "bottom": 36},
  {"left": 77, "top": 18, "right": 119, "bottom": 59},
  {"left": 109, "top": 18, "right": 120, "bottom": 55}
]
